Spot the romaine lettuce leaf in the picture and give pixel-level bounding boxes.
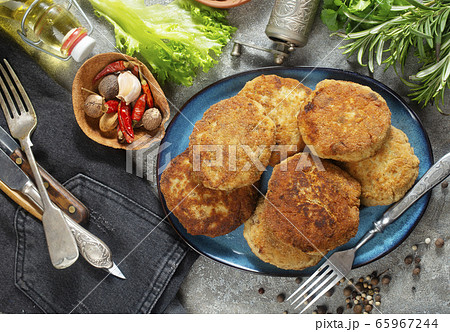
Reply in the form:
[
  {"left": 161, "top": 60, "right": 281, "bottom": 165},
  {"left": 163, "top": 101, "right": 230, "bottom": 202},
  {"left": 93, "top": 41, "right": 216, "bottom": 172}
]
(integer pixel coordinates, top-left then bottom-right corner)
[{"left": 88, "top": 0, "right": 236, "bottom": 86}]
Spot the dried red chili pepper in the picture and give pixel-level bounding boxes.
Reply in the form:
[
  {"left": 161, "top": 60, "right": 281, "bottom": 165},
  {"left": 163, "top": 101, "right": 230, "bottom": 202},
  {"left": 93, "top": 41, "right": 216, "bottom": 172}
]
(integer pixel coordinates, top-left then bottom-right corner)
[
  {"left": 105, "top": 99, "right": 120, "bottom": 114},
  {"left": 131, "top": 64, "right": 140, "bottom": 78},
  {"left": 93, "top": 60, "right": 130, "bottom": 83},
  {"left": 118, "top": 101, "right": 134, "bottom": 143},
  {"left": 131, "top": 94, "right": 146, "bottom": 127},
  {"left": 139, "top": 68, "right": 154, "bottom": 108}
]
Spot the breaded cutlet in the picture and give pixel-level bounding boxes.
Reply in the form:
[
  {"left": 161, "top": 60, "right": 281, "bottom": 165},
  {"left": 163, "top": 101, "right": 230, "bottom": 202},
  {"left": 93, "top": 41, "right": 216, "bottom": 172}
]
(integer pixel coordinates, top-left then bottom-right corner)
[
  {"left": 189, "top": 95, "right": 276, "bottom": 191},
  {"left": 244, "top": 198, "right": 323, "bottom": 270},
  {"left": 263, "top": 153, "right": 361, "bottom": 254},
  {"left": 298, "top": 79, "right": 391, "bottom": 162},
  {"left": 238, "top": 75, "right": 312, "bottom": 166},
  {"left": 341, "top": 126, "right": 420, "bottom": 206},
  {"left": 160, "top": 150, "right": 258, "bottom": 237}
]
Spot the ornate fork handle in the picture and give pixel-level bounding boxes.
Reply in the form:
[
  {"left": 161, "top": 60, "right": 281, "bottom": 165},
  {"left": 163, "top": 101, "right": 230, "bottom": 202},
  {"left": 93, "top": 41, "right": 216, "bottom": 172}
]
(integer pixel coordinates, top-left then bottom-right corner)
[
  {"left": 354, "top": 152, "right": 450, "bottom": 251},
  {"left": 24, "top": 184, "right": 113, "bottom": 269}
]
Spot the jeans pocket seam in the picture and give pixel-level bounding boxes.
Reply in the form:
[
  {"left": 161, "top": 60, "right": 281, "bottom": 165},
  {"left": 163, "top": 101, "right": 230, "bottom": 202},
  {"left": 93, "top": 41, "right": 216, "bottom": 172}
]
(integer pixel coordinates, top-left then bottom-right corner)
[{"left": 137, "top": 242, "right": 187, "bottom": 313}]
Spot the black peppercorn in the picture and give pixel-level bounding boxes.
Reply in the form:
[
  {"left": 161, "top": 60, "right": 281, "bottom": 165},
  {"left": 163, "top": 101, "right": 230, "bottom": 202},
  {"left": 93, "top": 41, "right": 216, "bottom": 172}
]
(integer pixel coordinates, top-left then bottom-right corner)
[
  {"left": 347, "top": 302, "right": 353, "bottom": 309},
  {"left": 370, "top": 277, "right": 379, "bottom": 286},
  {"left": 325, "top": 288, "right": 334, "bottom": 297},
  {"left": 413, "top": 267, "right": 421, "bottom": 275},
  {"left": 295, "top": 277, "right": 302, "bottom": 284},
  {"left": 343, "top": 286, "right": 352, "bottom": 296},
  {"left": 374, "top": 294, "right": 381, "bottom": 302},
  {"left": 355, "top": 282, "right": 363, "bottom": 291},
  {"left": 381, "top": 275, "right": 391, "bottom": 285},
  {"left": 404, "top": 255, "right": 413, "bottom": 265},
  {"left": 435, "top": 238, "right": 445, "bottom": 248},
  {"left": 353, "top": 304, "right": 363, "bottom": 314},
  {"left": 276, "top": 293, "right": 285, "bottom": 303},
  {"left": 317, "top": 305, "right": 327, "bottom": 314},
  {"left": 337, "top": 306, "right": 344, "bottom": 314},
  {"left": 365, "top": 304, "right": 373, "bottom": 313},
  {"left": 415, "top": 256, "right": 421, "bottom": 264},
  {"left": 258, "top": 287, "right": 265, "bottom": 294},
  {"left": 441, "top": 181, "right": 448, "bottom": 188}
]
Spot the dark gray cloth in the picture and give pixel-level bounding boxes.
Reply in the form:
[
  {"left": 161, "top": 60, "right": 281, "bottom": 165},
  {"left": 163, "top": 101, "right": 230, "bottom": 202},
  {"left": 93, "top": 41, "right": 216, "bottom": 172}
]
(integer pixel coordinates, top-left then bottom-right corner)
[{"left": 0, "top": 32, "right": 198, "bottom": 313}]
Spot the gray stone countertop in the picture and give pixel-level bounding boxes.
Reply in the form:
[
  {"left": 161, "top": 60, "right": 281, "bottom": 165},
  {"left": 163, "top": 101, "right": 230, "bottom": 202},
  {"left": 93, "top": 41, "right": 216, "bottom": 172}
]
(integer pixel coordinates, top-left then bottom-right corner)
[{"left": 4, "top": 0, "right": 447, "bottom": 314}]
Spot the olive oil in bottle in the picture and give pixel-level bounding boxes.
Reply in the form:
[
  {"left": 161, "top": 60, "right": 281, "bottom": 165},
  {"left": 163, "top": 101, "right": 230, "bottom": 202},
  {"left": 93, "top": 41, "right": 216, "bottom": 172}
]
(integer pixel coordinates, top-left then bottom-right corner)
[{"left": 0, "top": 0, "right": 95, "bottom": 61}]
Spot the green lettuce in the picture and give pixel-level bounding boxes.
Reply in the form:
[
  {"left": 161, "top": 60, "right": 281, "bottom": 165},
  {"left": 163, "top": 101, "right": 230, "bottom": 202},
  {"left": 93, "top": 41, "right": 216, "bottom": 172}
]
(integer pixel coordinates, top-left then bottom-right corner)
[{"left": 88, "top": 0, "right": 236, "bottom": 86}]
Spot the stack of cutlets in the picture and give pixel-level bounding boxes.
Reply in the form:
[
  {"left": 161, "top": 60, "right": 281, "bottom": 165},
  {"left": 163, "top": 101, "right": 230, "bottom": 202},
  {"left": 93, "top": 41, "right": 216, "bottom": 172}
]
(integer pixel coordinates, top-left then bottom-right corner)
[{"left": 161, "top": 75, "right": 420, "bottom": 270}]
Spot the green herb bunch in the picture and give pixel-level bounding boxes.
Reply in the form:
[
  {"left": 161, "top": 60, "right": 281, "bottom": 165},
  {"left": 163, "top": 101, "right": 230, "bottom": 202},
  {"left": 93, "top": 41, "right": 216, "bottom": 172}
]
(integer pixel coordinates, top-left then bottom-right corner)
[{"left": 322, "top": 0, "right": 450, "bottom": 113}]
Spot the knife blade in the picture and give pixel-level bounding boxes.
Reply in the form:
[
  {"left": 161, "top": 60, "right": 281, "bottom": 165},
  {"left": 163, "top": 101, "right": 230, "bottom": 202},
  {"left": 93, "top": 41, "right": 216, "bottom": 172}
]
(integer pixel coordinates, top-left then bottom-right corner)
[
  {"left": 0, "top": 149, "right": 125, "bottom": 279},
  {"left": 0, "top": 126, "right": 89, "bottom": 225}
]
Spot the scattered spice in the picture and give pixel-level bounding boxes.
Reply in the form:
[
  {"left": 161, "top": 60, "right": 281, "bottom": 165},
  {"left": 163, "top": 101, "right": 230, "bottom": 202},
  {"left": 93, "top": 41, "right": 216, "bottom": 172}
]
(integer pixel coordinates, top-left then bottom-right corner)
[
  {"left": 347, "top": 303, "right": 353, "bottom": 309},
  {"left": 365, "top": 304, "right": 373, "bottom": 313},
  {"left": 415, "top": 256, "right": 421, "bottom": 264},
  {"left": 370, "top": 277, "right": 379, "bottom": 286},
  {"left": 317, "top": 305, "right": 327, "bottom": 314},
  {"left": 381, "top": 276, "right": 391, "bottom": 285},
  {"left": 412, "top": 287, "right": 416, "bottom": 292},
  {"left": 325, "top": 288, "right": 334, "bottom": 297},
  {"left": 375, "top": 301, "right": 381, "bottom": 306},
  {"left": 404, "top": 255, "right": 413, "bottom": 265},
  {"left": 412, "top": 245, "right": 418, "bottom": 251},
  {"left": 337, "top": 306, "right": 344, "bottom": 314},
  {"left": 441, "top": 181, "right": 448, "bottom": 189},
  {"left": 283, "top": 310, "right": 288, "bottom": 314},
  {"left": 258, "top": 287, "right": 265, "bottom": 295},
  {"left": 353, "top": 304, "right": 363, "bottom": 314},
  {"left": 295, "top": 277, "right": 302, "bottom": 284},
  {"left": 355, "top": 282, "right": 363, "bottom": 291},
  {"left": 413, "top": 267, "right": 421, "bottom": 276},
  {"left": 343, "top": 286, "right": 352, "bottom": 296},
  {"left": 276, "top": 293, "right": 285, "bottom": 303},
  {"left": 358, "top": 277, "right": 364, "bottom": 283},
  {"left": 435, "top": 238, "right": 445, "bottom": 248},
  {"left": 347, "top": 278, "right": 354, "bottom": 285},
  {"left": 363, "top": 282, "right": 369, "bottom": 288},
  {"left": 425, "top": 238, "right": 431, "bottom": 245},
  {"left": 374, "top": 294, "right": 381, "bottom": 302}
]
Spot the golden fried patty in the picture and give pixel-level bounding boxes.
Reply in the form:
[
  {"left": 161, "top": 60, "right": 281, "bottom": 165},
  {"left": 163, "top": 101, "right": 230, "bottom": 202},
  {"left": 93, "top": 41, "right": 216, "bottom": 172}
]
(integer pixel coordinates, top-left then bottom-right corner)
[
  {"left": 298, "top": 79, "right": 391, "bottom": 162},
  {"left": 238, "top": 75, "right": 312, "bottom": 166},
  {"left": 189, "top": 96, "right": 276, "bottom": 191},
  {"left": 341, "top": 126, "right": 420, "bottom": 206},
  {"left": 160, "top": 150, "right": 258, "bottom": 237},
  {"left": 244, "top": 198, "right": 323, "bottom": 270},
  {"left": 263, "top": 153, "right": 361, "bottom": 253}
]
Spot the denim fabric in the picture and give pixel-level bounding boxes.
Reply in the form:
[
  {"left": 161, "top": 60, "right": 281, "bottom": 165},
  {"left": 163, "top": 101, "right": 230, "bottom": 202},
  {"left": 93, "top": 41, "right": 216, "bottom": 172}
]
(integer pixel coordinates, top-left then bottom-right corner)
[
  {"left": 14, "top": 174, "right": 193, "bottom": 314},
  {"left": 0, "top": 31, "right": 198, "bottom": 313}
]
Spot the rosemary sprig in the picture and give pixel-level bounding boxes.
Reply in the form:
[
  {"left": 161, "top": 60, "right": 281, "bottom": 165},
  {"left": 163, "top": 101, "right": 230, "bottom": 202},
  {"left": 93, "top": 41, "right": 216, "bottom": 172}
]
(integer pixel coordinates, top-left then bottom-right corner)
[{"left": 333, "top": 0, "right": 450, "bottom": 113}]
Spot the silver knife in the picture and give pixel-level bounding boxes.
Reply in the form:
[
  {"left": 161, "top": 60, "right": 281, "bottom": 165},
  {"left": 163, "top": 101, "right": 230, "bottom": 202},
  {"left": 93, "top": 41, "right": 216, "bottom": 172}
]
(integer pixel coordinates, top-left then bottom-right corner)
[{"left": 0, "top": 148, "right": 125, "bottom": 279}]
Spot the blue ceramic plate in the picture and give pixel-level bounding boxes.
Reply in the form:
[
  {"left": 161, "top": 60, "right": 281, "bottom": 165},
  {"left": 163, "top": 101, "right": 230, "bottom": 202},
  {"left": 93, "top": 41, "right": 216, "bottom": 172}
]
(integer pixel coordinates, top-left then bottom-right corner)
[{"left": 157, "top": 67, "right": 433, "bottom": 277}]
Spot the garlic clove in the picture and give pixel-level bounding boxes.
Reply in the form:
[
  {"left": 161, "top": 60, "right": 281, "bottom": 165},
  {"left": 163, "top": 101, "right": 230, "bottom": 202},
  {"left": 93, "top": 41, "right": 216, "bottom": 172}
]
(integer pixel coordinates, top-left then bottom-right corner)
[
  {"left": 117, "top": 71, "right": 141, "bottom": 105},
  {"left": 99, "top": 112, "right": 119, "bottom": 132}
]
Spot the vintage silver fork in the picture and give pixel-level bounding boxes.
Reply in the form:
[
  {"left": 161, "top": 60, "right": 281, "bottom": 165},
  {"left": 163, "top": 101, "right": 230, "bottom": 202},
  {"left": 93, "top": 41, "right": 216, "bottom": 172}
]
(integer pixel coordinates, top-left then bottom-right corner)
[
  {"left": 0, "top": 59, "right": 79, "bottom": 269},
  {"left": 288, "top": 151, "right": 450, "bottom": 313}
]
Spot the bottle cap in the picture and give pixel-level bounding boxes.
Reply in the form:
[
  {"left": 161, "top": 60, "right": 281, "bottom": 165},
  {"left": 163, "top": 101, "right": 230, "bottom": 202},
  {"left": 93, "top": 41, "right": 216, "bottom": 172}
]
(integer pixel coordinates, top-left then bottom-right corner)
[{"left": 71, "top": 35, "right": 96, "bottom": 62}]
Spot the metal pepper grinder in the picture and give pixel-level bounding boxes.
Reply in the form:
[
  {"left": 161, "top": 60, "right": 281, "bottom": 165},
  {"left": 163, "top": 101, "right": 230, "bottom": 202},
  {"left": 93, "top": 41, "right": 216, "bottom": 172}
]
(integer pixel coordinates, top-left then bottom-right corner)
[{"left": 231, "top": 0, "right": 321, "bottom": 64}]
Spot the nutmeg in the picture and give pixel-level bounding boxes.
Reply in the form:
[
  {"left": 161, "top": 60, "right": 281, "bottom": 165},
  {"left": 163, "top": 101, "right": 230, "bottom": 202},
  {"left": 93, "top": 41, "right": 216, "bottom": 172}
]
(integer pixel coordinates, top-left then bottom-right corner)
[
  {"left": 142, "top": 108, "right": 162, "bottom": 131},
  {"left": 84, "top": 94, "right": 104, "bottom": 118}
]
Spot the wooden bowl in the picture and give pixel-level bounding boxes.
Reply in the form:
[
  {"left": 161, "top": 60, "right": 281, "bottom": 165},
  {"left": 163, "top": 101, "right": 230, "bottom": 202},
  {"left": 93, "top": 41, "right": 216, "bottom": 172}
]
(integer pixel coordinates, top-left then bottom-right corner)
[
  {"left": 72, "top": 52, "right": 170, "bottom": 150},
  {"left": 194, "top": 0, "right": 251, "bottom": 8}
]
